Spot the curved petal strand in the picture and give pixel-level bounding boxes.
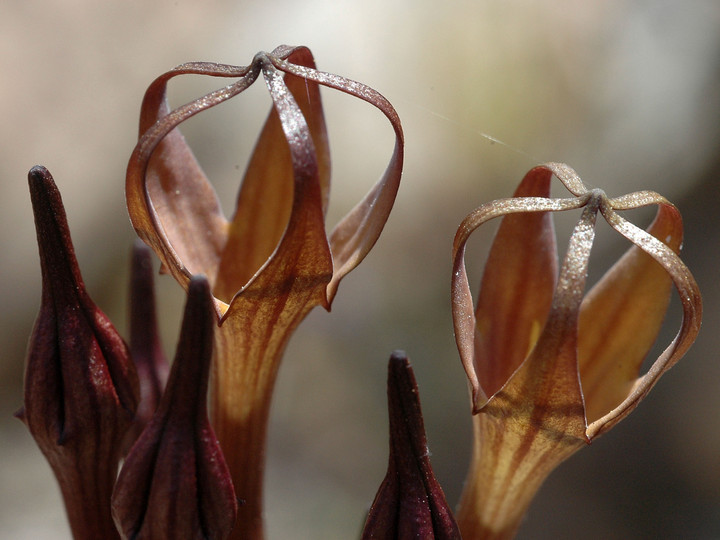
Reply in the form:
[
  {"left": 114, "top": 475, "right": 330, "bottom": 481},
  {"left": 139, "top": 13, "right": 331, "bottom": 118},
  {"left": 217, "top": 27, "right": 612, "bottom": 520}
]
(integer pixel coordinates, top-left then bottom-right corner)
[
  {"left": 270, "top": 56, "right": 405, "bottom": 304},
  {"left": 126, "top": 63, "right": 257, "bottom": 295},
  {"left": 451, "top": 193, "right": 587, "bottom": 410},
  {"left": 608, "top": 190, "right": 670, "bottom": 210},
  {"left": 578, "top": 203, "right": 682, "bottom": 423},
  {"left": 587, "top": 202, "right": 702, "bottom": 438},
  {"left": 543, "top": 162, "right": 589, "bottom": 196},
  {"left": 215, "top": 47, "right": 331, "bottom": 302}
]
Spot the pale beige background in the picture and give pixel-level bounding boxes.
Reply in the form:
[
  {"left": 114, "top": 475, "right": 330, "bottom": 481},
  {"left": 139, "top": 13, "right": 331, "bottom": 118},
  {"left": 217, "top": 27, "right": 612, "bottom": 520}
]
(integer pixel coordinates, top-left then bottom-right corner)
[{"left": 1, "top": 1, "right": 719, "bottom": 538}]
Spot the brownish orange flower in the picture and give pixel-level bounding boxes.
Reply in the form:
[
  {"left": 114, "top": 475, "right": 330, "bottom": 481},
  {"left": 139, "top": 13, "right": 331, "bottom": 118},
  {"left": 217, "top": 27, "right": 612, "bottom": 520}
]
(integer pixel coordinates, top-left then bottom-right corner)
[
  {"left": 125, "top": 45, "right": 403, "bottom": 538},
  {"left": 451, "top": 163, "right": 702, "bottom": 538}
]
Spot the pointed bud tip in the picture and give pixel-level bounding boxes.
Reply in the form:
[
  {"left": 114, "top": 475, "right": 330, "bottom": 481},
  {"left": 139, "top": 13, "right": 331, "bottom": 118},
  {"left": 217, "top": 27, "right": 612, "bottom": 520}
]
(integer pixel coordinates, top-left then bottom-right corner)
[
  {"left": 188, "top": 273, "right": 211, "bottom": 295},
  {"left": 390, "top": 349, "right": 407, "bottom": 361},
  {"left": 132, "top": 237, "right": 152, "bottom": 258},
  {"left": 28, "top": 165, "right": 51, "bottom": 184},
  {"left": 389, "top": 349, "right": 409, "bottom": 371},
  {"left": 27, "top": 165, "right": 62, "bottom": 222},
  {"left": 184, "top": 274, "right": 215, "bottom": 332}
]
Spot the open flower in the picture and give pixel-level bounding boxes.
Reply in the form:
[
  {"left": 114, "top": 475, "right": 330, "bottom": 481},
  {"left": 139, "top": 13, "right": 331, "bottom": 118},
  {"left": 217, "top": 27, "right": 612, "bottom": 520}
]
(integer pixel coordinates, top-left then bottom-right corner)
[
  {"left": 125, "top": 45, "right": 403, "bottom": 538},
  {"left": 18, "top": 166, "right": 139, "bottom": 540},
  {"left": 451, "top": 163, "right": 702, "bottom": 538}
]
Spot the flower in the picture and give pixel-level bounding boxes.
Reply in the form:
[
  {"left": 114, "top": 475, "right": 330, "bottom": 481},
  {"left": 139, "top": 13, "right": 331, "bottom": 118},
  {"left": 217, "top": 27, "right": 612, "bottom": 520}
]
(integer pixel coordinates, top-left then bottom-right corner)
[
  {"left": 125, "top": 45, "right": 403, "bottom": 538},
  {"left": 112, "top": 275, "right": 237, "bottom": 540},
  {"left": 18, "top": 166, "right": 139, "bottom": 540},
  {"left": 362, "top": 351, "right": 460, "bottom": 540},
  {"left": 121, "top": 240, "right": 170, "bottom": 453},
  {"left": 450, "top": 163, "right": 702, "bottom": 538}
]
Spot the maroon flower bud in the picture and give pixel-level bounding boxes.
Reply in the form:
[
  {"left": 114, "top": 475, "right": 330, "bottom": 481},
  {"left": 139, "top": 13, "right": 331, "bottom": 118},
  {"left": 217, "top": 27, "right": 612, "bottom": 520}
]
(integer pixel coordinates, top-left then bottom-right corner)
[
  {"left": 112, "top": 275, "right": 237, "bottom": 539},
  {"left": 18, "top": 165, "right": 139, "bottom": 539},
  {"left": 121, "top": 240, "right": 170, "bottom": 453},
  {"left": 362, "top": 351, "right": 461, "bottom": 540}
]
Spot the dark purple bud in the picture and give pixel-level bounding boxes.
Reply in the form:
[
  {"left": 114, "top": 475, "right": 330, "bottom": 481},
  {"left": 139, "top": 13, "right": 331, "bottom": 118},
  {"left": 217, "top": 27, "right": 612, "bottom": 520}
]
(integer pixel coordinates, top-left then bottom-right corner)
[
  {"left": 362, "top": 351, "right": 461, "bottom": 540},
  {"left": 18, "top": 165, "right": 139, "bottom": 539},
  {"left": 120, "top": 240, "right": 170, "bottom": 453},
  {"left": 112, "top": 275, "right": 237, "bottom": 540}
]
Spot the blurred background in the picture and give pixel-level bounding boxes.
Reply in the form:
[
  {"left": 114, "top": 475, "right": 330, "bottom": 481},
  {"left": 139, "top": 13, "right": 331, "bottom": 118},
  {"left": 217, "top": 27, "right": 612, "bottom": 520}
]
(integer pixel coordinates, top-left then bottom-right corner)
[{"left": 1, "top": 1, "right": 719, "bottom": 538}]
